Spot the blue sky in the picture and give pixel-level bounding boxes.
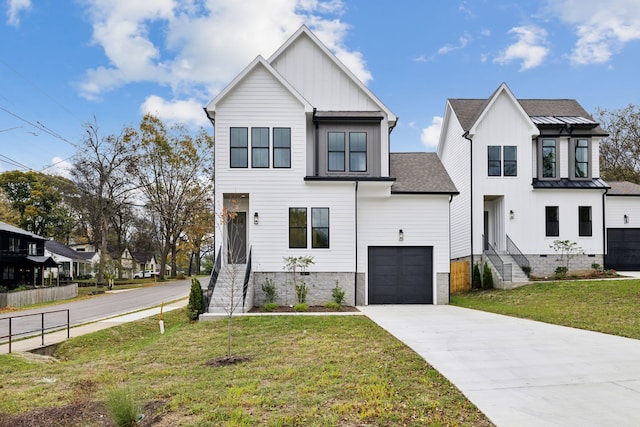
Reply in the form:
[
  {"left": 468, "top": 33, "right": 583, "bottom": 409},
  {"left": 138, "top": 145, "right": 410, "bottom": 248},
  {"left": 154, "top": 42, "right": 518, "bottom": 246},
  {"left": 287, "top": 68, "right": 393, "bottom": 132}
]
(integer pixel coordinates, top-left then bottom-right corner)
[{"left": 1, "top": 0, "right": 639, "bottom": 176}]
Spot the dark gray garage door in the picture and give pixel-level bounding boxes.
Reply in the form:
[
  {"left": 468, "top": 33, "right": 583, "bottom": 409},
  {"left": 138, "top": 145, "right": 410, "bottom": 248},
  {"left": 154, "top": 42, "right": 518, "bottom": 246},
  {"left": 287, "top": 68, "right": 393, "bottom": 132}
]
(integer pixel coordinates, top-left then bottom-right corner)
[
  {"left": 368, "top": 246, "right": 433, "bottom": 304},
  {"left": 606, "top": 228, "right": 640, "bottom": 271}
]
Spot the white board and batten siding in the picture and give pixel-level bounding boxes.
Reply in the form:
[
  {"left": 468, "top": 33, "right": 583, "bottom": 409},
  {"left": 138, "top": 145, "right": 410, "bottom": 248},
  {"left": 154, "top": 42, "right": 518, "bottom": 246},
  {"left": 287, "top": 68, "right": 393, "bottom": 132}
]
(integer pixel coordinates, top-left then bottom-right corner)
[{"left": 358, "top": 194, "right": 452, "bottom": 304}]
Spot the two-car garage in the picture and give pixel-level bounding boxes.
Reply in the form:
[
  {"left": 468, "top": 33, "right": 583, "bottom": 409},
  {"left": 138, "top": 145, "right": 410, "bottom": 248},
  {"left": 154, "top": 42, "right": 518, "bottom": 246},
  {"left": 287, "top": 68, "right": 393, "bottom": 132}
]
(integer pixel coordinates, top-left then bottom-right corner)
[{"left": 368, "top": 246, "right": 433, "bottom": 304}]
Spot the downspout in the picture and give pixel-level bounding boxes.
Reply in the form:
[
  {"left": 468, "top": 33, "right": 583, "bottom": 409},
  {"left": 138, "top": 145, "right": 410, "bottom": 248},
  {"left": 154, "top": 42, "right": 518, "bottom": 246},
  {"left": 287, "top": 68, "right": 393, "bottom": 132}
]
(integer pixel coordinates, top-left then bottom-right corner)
[
  {"left": 354, "top": 180, "right": 359, "bottom": 306},
  {"left": 203, "top": 107, "right": 218, "bottom": 262},
  {"left": 463, "top": 131, "right": 474, "bottom": 279},
  {"left": 448, "top": 194, "right": 454, "bottom": 304},
  {"left": 602, "top": 188, "right": 608, "bottom": 266},
  {"left": 313, "top": 108, "right": 319, "bottom": 176}
]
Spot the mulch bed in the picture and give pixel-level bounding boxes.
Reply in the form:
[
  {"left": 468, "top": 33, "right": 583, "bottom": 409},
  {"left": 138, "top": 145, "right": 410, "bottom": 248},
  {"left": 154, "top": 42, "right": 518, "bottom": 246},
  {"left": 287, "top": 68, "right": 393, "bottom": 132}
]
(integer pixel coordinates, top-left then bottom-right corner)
[{"left": 248, "top": 305, "right": 359, "bottom": 313}]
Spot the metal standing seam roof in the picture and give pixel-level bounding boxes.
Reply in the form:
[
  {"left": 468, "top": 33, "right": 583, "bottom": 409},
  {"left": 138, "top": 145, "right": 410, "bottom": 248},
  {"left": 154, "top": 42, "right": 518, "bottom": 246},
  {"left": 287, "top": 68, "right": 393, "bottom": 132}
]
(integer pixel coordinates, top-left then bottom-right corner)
[
  {"left": 389, "top": 152, "right": 458, "bottom": 194},
  {"left": 0, "top": 221, "right": 46, "bottom": 240},
  {"left": 531, "top": 178, "right": 610, "bottom": 189}
]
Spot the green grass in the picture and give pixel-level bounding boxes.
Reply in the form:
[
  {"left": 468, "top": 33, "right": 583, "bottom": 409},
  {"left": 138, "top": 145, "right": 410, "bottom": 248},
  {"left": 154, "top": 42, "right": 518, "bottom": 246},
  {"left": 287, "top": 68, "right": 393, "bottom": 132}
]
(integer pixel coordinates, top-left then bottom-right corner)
[
  {"left": 0, "top": 310, "right": 491, "bottom": 426},
  {"left": 452, "top": 278, "right": 640, "bottom": 339}
]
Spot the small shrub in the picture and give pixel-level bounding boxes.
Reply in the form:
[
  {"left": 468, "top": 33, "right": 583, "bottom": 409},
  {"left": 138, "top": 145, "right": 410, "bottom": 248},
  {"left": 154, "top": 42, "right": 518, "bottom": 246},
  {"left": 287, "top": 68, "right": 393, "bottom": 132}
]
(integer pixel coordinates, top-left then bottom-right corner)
[
  {"left": 176, "top": 272, "right": 187, "bottom": 280},
  {"left": 331, "top": 281, "right": 345, "bottom": 305},
  {"left": 294, "top": 303, "right": 309, "bottom": 312},
  {"left": 262, "top": 278, "right": 277, "bottom": 304},
  {"left": 295, "top": 280, "right": 308, "bottom": 304},
  {"left": 105, "top": 387, "right": 140, "bottom": 427},
  {"left": 472, "top": 263, "right": 482, "bottom": 289},
  {"left": 554, "top": 266, "right": 568, "bottom": 279},
  {"left": 264, "top": 302, "right": 279, "bottom": 312},
  {"left": 522, "top": 266, "right": 531, "bottom": 277},
  {"left": 186, "top": 278, "right": 204, "bottom": 321},
  {"left": 325, "top": 301, "right": 341, "bottom": 310},
  {"left": 482, "top": 263, "right": 494, "bottom": 289}
]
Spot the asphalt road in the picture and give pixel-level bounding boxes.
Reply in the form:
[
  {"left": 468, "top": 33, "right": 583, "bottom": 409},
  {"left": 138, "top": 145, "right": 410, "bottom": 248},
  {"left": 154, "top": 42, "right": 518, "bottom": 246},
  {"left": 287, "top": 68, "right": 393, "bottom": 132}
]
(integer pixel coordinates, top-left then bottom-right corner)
[{"left": 0, "top": 278, "right": 193, "bottom": 340}]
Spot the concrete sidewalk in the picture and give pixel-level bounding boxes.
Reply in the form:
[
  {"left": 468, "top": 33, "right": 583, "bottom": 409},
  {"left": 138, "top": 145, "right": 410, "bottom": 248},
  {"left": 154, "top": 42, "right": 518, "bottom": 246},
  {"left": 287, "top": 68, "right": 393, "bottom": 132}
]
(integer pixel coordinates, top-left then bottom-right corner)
[
  {"left": 0, "top": 299, "right": 188, "bottom": 354},
  {"left": 360, "top": 305, "right": 640, "bottom": 427}
]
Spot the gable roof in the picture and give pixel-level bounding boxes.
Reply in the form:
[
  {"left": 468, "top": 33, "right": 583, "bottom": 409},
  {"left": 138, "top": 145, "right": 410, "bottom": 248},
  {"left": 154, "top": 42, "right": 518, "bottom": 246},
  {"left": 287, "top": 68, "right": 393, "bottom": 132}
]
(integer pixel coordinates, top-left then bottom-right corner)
[
  {"left": 0, "top": 221, "right": 46, "bottom": 240},
  {"left": 45, "top": 240, "right": 86, "bottom": 260},
  {"left": 448, "top": 83, "right": 605, "bottom": 134},
  {"left": 268, "top": 25, "right": 396, "bottom": 124},
  {"left": 205, "top": 55, "right": 313, "bottom": 115},
  {"left": 390, "top": 152, "right": 458, "bottom": 194},
  {"left": 607, "top": 181, "right": 640, "bottom": 196}
]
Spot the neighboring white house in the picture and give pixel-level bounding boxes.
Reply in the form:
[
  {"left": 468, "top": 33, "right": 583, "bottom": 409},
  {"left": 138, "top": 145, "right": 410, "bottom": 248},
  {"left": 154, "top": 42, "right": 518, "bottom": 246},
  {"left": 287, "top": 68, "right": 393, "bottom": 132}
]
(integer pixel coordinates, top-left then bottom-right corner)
[
  {"left": 604, "top": 181, "right": 640, "bottom": 270},
  {"left": 438, "top": 83, "right": 609, "bottom": 282},
  {"left": 204, "top": 25, "right": 458, "bottom": 308},
  {"left": 45, "top": 240, "right": 95, "bottom": 279}
]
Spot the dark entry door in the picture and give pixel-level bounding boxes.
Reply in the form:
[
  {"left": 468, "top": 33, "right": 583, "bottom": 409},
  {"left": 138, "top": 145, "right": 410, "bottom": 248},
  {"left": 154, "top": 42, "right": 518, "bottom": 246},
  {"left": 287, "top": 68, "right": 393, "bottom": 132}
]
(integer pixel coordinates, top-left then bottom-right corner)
[
  {"left": 227, "top": 212, "right": 247, "bottom": 264},
  {"left": 368, "top": 246, "right": 433, "bottom": 304}
]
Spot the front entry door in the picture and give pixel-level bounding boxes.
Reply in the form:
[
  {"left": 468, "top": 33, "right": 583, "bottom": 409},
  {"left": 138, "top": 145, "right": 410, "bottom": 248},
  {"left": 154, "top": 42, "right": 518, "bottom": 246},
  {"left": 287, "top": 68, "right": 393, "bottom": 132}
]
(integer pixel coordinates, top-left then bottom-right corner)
[
  {"left": 484, "top": 211, "right": 489, "bottom": 250},
  {"left": 227, "top": 212, "right": 247, "bottom": 264}
]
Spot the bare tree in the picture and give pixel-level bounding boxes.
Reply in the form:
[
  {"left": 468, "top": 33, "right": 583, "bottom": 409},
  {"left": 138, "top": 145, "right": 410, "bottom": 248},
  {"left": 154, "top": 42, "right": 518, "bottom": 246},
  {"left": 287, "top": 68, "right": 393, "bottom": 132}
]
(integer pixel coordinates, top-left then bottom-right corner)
[
  {"left": 596, "top": 105, "right": 640, "bottom": 184},
  {"left": 132, "top": 114, "right": 214, "bottom": 280},
  {"left": 71, "top": 121, "right": 138, "bottom": 284}
]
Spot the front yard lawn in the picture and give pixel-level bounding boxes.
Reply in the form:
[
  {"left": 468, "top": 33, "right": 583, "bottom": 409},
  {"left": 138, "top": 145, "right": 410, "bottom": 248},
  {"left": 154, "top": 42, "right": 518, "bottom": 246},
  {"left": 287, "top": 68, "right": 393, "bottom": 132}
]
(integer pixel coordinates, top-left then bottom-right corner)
[
  {"left": 0, "top": 310, "right": 491, "bottom": 426},
  {"left": 451, "top": 279, "right": 640, "bottom": 339}
]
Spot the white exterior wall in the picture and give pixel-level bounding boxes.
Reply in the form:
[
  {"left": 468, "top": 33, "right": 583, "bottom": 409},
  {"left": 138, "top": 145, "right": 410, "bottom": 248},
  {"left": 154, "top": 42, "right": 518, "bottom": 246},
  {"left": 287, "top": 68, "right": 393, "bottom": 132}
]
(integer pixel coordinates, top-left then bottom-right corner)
[
  {"left": 358, "top": 192, "right": 451, "bottom": 304},
  {"left": 438, "top": 108, "right": 470, "bottom": 259},
  {"left": 606, "top": 196, "right": 640, "bottom": 228}
]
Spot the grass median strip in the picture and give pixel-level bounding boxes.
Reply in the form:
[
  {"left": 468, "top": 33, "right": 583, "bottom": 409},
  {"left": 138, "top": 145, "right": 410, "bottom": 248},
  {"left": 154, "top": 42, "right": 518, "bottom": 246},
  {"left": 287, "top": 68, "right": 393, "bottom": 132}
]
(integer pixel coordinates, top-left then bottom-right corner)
[
  {"left": 0, "top": 309, "right": 492, "bottom": 426},
  {"left": 452, "top": 279, "right": 640, "bottom": 339}
]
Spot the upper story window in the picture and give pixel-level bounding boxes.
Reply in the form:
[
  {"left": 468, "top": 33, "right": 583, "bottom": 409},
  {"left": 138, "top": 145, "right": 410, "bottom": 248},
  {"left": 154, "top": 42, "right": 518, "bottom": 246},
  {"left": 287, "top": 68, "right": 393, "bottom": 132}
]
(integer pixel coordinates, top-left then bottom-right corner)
[
  {"left": 289, "top": 208, "right": 307, "bottom": 248},
  {"left": 28, "top": 242, "right": 37, "bottom": 255},
  {"left": 545, "top": 206, "right": 559, "bottom": 237},
  {"left": 540, "top": 139, "right": 557, "bottom": 179},
  {"left": 251, "top": 128, "right": 269, "bottom": 168},
  {"left": 328, "top": 132, "right": 346, "bottom": 172},
  {"left": 572, "top": 138, "right": 590, "bottom": 179},
  {"left": 273, "top": 128, "right": 291, "bottom": 168},
  {"left": 349, "top": 132, "right": 367, "bottom": 172},
  {"left": 230, "top": 127, "right": 248, "bottom": 168},
  {"left": 311, "top": 208, "right": 329, "bottom": 248},
  {"left": 487, "top": 146, "right": 516, "bottom": 177},
  {"left": 9, "top": 237, "right": 19, "bottom": 253}
]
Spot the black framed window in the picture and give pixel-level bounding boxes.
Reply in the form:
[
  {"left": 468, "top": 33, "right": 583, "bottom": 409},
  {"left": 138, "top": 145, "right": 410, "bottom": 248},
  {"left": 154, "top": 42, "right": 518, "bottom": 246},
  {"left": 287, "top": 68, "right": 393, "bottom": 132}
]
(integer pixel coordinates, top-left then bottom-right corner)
[
  {"left": 273, "top": 127, "right": 291, "bottom": 168},
  {"left": 579, "top": 206, "right": 592, "bottom": 237},
  {"left": 546, "top": 206, "right": 559, "bottom": 237},
  {"left": 575, "top": 139, "right": 589, "bottom": 178},
  {"left": 289, "top": 208, "right": 307, "bottom": 248},
  {"left": 504, "top": 146, "right": 517, "bottom": 176},
  {"left": 349, "top": 132, "right": 367, "bottom": 172},
  {"left": 311, "top": 208, "right": 329, "bottom": 248},
  {"left": 328, "top": 132, "right": 345, "bottom": 171},
  {"left": 251, "top": 127, "right": 269, "bottom": 168},
  {"left": 488, "top": 146, "right": 501, "bottom": 176},
  {"left": 230, "top": 127, "right": 248, "bottom": 168},
  {"left": 542, "top": 139, "right": 557, "bottom": 178}
]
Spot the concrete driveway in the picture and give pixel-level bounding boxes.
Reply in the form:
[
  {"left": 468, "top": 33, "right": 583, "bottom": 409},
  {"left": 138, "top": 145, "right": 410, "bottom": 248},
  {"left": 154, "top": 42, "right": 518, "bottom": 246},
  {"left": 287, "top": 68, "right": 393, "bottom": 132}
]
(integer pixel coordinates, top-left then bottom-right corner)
[{"left": 359, "top": 305, "right": 640, "bottom": 427}]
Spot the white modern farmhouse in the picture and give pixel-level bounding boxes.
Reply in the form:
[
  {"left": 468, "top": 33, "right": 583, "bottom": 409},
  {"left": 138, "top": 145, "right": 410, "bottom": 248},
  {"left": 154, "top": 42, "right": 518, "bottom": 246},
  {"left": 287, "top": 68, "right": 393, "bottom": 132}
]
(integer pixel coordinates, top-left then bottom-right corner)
[
  {"left": 204, "top": 26, "right": 457, "bottom": 310},
  {"left": 438, "top": 83, "right": 609, "bottom": 285}
]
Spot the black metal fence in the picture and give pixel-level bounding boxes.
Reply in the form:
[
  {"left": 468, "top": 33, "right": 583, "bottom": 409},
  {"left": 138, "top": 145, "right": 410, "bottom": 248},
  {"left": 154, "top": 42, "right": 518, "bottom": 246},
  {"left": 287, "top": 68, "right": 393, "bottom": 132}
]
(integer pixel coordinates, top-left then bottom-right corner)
[{"left": 0, "top": 309, "right": 70, "bottom": 353}]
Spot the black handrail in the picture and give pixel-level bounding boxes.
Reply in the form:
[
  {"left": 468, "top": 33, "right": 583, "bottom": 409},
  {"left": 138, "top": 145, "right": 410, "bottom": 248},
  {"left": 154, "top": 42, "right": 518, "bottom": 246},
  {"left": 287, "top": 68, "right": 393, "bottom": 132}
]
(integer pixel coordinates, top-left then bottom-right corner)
[
  {"left": 506, "top": 235, "right": 530, "bottom": 272},
  {"left": 483, "top": 235, "right": 512, "bottom": 281},
  {"left": 204, "top": 248, "right": 222, "bottom": 313},
  {"left": 242, "top": 248, "right": 252, "bottom": 311},
  {"left": 0, "top": 309, "right": 70, "bottom": 353}
]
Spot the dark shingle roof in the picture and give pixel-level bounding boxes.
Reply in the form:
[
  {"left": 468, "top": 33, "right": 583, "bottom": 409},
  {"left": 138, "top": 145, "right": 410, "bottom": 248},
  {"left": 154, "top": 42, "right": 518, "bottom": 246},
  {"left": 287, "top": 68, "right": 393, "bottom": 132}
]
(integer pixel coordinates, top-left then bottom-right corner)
[
  {"left": 607, "top": 181, "right": 640, "bottom": 196},
  {"left": 390, "top": 152, "right": 458, "bottom": 194},
  {"left": 45, "top": 240, "right": 86, "bottom": 260},
  {"left": 449, "top": 97, "right": 606, "bottom": 134}
]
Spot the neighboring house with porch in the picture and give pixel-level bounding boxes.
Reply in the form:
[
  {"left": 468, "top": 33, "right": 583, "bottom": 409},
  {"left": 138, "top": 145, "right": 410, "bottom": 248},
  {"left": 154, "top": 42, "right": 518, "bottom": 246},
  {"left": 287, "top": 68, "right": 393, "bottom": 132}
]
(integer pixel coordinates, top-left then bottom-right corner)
[
  {"left": 438, "top": 83, "right": 609, "bottom": 284},
  {"left": 0, "top": 221, "right": 58, "bottom": 289},
  {"left": 45, "top": 240, "right": 95, "bottom": 279},
  {"left": 604, "top": 181, "right": 640, "bottom": 270},
  {"left": 204, "top": 25, "right": 457, "bottom": 311}
]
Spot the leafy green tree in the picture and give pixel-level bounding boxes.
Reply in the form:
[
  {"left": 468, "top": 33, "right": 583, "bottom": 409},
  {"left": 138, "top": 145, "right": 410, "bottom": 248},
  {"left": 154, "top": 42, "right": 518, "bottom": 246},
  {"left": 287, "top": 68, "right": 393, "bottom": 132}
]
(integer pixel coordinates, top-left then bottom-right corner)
[{"left": 596, "top": 105, "right": 640, "bottom": 184}]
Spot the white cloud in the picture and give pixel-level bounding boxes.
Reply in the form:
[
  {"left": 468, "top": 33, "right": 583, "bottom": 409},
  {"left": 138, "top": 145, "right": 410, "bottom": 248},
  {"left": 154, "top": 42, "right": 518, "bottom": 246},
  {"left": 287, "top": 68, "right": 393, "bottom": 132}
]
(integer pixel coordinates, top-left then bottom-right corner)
[
  {"left": 48, "top": 156, "right": 73, "bottom": 178},
  {"left": 77, "top": 0, "right": 372, "bottom": 104},
  {"left": 545, "top": 0, "right": 640, "bottom": 65},
  {"left": 421, "top": 116, "right": 442, "bottom": 149},
  {"left": 494, "top": 25, "right": 549, "bottom": 70},
  {"left": 141, "top": 95, "right": 209, "bottom": 128},
  {"left": 6, "top": 0, "right": 30, "bottom": 26},
  {"left": 437, "top": 34, "right": 471, "bottom": 55}
]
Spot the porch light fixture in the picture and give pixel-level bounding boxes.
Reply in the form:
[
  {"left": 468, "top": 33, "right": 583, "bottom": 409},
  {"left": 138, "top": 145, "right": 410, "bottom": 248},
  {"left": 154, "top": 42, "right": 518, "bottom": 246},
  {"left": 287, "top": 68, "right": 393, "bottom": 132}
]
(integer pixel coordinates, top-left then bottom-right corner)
[
  {"left": 254, "top": 212, "right": 259, "bottom": 225},
  {"left": 510, "top": 210, "right": 515, "bottom": 220},
  {"left": 624, "top": 214, "right": 629, "bottom": 224},
  {"left": 399, "top": 229, "right": 404, "bottom": 241}
]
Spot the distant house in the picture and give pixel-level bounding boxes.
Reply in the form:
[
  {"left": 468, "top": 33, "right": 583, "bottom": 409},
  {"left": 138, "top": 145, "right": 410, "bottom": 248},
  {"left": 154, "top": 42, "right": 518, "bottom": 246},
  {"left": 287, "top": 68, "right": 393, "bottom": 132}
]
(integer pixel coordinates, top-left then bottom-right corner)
[
  {"left": 437, "top": 83, "right": 609, "bottom": 283},
  {"left": 204, "top": 25, "right": 457, "bottom": 309},
  {"left": 0, "top": 221, "right": 58, "bottom": 289},
  {"left": 45, "top": 240, "right": 95, "bottom": 279},
  {"left": 119, "top": 248, "right": 159, "bottom": 278}
]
